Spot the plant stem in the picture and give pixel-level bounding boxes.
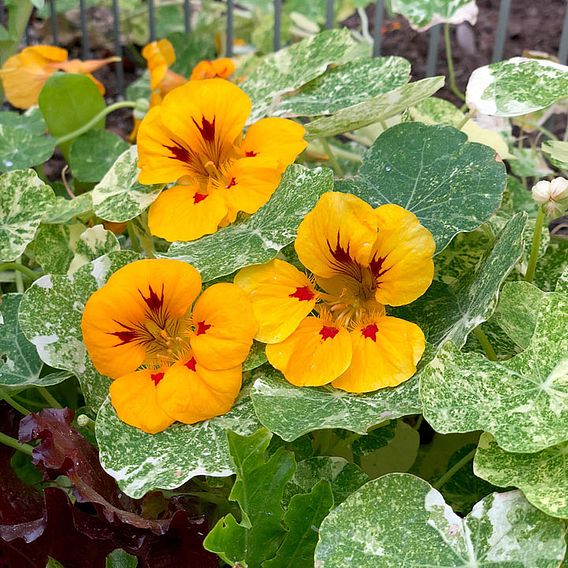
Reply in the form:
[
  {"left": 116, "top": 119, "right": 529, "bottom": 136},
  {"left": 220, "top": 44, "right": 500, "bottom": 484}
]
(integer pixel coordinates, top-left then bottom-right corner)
[
  {"left": 443, "top": 24, "right": 465, "bottom": 102},
  {"left": 473, "top": 327, "right": 498, "bottom": 361},
  {"left": 0, "top": 431, "right": 34, "bottom": 456},
  {"left": 55, "top": 101, "right": 137, "bottom": 146},
  {"left": 320, "top": 138, "right": 344, "bottom": 177},
  {"left": 433, "top": 448, "right": 476, "bottom": 490},
  {"left": 456, "top": 111, "right": 473, "bottom": 130},
  {"left": 37, "top": 387, "right": 62, "bottom": 409},
  {"left": 133, "top": 214, "right": 156, "bottom": 259},
  {"left": 413, "top": 415, "right": 424, "bottom": 431},
  {"left": 525, "top": 206, "right": 546, "bottom": 283},
  {"left": 0, "top": 389, "right": 30, "bottom": 415},
  {"left": 0, "top": 262, "right": 39, "bottom": 282}
]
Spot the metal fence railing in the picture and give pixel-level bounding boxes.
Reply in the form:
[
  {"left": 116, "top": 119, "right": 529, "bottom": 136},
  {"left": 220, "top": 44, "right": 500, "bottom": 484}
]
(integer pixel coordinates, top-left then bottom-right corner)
[{"left": 10, "top": 0, "right": 568, "bottom": 97}]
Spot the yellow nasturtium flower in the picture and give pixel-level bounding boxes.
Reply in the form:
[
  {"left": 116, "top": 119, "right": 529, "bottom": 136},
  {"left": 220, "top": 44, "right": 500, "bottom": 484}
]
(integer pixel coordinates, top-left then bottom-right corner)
[
  {"left": 235, "top": 192, "right": 435, "bottom": 393},
  {"left": 81, "top": 259, "right": 257, "bottom": 434},
  {"left": 0, "top": 45, "right": 116, "bottom": 109},
  {"left": 137, "top": 78, "right": 307, "bottom": 242},
  {"left": 190, "top": 57, "right": 235, "bottom": 81}
]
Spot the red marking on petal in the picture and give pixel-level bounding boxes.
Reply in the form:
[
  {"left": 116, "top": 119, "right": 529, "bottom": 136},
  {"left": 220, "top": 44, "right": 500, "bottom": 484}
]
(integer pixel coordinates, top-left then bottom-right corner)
[
  {"left": 151, "top": 372, "right": 165, "bottom": 385},
  {"left": 361, "top": 323, "right": 378, "bottom": 342},
  {"left": 164, "top": 141, "right": 191, "bottom": 163},
  {"left": 139, "top": 284, "right": 164, "bottom": 313},
  {"left": 196, "top": 321, "right": 211, "bottom": 335},
  {"left": 245, "top": 150, "right": 257, "bottom": 157},
  {"left": 192, "top": 115, "right": 216, "bottom": 142},
  {"left": 225, "top": 177, "right": 237, "bottom": 189},
  {"left": 320, "top": 325, "right": 339, "bottom": 341},
  {"left": 193, "top": 192, "right": 208, "bottom": 204},
  {"left": 289, "top": 286, "right": 315, "bottom": 302},
  {"left": 109, "top": 329, "right": 138, "bottom": 345},
  {"left": 370, "top": 255, "right": 388, "bottom": 279},
  {"left": 184, "top": 357, "right": 197, "bottom": 372}
]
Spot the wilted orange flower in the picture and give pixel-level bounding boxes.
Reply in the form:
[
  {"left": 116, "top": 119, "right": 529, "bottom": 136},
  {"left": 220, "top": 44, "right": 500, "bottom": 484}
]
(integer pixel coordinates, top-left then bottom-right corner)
[
  {"left": 235, "top": 192, "right": 435, "bottom": 393},
  {"left": 0, "top": 45, "right": 116, "bottom": 109},
  {"left": 81, "top": 259, "right": 257, "bottom": 434},
  {"left": 138, "top": 78, "right": 306, "bottom": 242},
  {"left": 190, "top": 57, "right": 235, "bottom": 81}
]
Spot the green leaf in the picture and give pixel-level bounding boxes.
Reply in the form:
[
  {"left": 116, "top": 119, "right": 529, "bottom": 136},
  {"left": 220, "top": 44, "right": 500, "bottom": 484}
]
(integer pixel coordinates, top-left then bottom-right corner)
[
  {"left": 542, "top": 140, "right": 568, "bottom": 169},
  {"left": 0, "top": 169, "right": 55, "bottom": 263},
  {"left": 204, "top": 429, "right": 296, "bottom": 567},
  {"left": 466, "top": 57, "right": 568, "bottom": 117},
  {"left": 91, "top": 147, "right": 163, "bottom": 223},
  {"left": 315, "top": 474, "right": 566, "bottom": 567},
  {"left": 105, "top": 549, "right": 138, "bottom": 568},
  {"left": 420, "top": 289, "right": 568, "bottom": 453},
  {"left": 33, "top": 223, "right": 120, "bottom": 275},
  {"left": 409, "top": 96, "right": 464, "bottom": 125},
  {"left": 243, "top": 340, "right": 268, "bottom": 372},
  {"left": 39, "top": 73, "right": 106, "bottom": 157},
  {"left": 163, "top": 165, "right": 334, "bottom": 282},
  {"left": 276, "top": 56, "right": 411, "bottom": 117},
  {"left": 96, "top": 390, "right": 261, "bottom": 499},
  {"left": 474, "top": 432, "right": 568, "bottom": 519},
  {"left": 69, "top": 130, "right": 130, "bottom": 183},
  {"left": 534, "top": 240, "right": 568, "bottom": 292},
  {"left": 265, "top": 481, "right": 333, "bottom": 568},
  {"left": 305, "top": 77, "right": 444, "bottom": 139},
  {"left": 396, "top": 213, "right": 526, "bottom": 347},
  {"left": 18, "top": 251, "right": 138, "bottom": 410},
  {"left": 389, "top": 0, "right": 478, "bottom": 31},
  {"left": 250, "top": 364, "right": 421, "bottom": 442},
  {"left": 241, "top": 29, "right": 359, "bottom": 121},
  {"left": 337, "top": 122, "right": 506, "bottom": 252},
  {"left": 44, "top": 193, "right": 93, "bottom": 225},
  {"left": 0, "top": 109, "right": 46, "bottom": 136},
  {"left": 0, "top": 124, "right": 54, "bottom": 172}
]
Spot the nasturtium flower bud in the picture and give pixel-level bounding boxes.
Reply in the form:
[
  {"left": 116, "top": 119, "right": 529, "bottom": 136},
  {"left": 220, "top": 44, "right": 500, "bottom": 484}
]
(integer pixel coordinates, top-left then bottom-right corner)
[{"left": 531, "top": 177, "right": 568, "bottom": 219}]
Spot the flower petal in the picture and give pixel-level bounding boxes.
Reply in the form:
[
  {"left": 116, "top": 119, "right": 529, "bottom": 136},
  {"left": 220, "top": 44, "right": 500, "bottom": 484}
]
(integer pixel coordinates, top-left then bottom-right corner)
[
  {"left": 234, "top": 259, "right": 317, "bottom": 343},
  {"left": 295, "top": 192, "right": 379, "bottom": 279},
  {"left": 332, "top": 316, "right": 425, "bottom": 393},
  {"left": 190, "top": 58, "right": 235, "bottom": 80},
  {"left": 190, "top": 283, "right": 257, "bottom": 370},
  {"left": 142, "top": 39, "right": 176, "bottom": 89},
  {"left": 372, "top": 204, "right": 435, "bottom": 306},
  {"left": 109, "top": 369, "right": 175, "bottom": 434},
  {"left": 156, "top": 358, "right": 241, "bottom": 424},
  {"left": 81, "top": 259, "right": 202, "bottom": 379},
  {"left": 266, "top": 317, "right": 352, "bottom": 386},
  {"left": 242, "top": 117, "right": 307, "bottom": 171},
  {"left": 148, "top": 182, "right": 229, "bottom": 242}
]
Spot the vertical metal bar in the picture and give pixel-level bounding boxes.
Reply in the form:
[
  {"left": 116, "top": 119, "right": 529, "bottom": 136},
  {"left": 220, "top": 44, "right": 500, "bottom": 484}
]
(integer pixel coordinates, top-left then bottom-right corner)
[
  {"left": 226, "top": 0, "right": 234, "bottom": 57},
  {"left": 183, "top": 0, "right": 192, "bottom": 34},
  {"left": 426, "top": 24, "right": 441, "bottom": 76},
  {"left": 112, "top": 0, "right": 124, "bottom": 97},
  {"left": 372, "top": 0, "right": 384, "bottom": 57},
  {"left": 492, "top": 0, "right": 512, "bottom": 62},
  {"left": 49, "top": 0, "right": 58, "bottom": 45},
  {"left": 148, "top": 0, "right": 156, "bottom": 42},
  {"left": 273, "top": 0, "right": 282, "bottom": 51},
  {"left": 325, "top": 0, "right": 334, "bottom": 29},
  {"left": 79, "top": 0, "right": 89, "bottom": 58},
  {"left": 559, "top": 0, "right": 568, "bottom": 65}
]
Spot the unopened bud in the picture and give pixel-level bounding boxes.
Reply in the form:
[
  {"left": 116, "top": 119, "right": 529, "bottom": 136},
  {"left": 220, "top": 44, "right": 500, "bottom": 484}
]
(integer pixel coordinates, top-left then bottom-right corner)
[{"left": 531, "top": 177, "right": 568, "bottom": 218}]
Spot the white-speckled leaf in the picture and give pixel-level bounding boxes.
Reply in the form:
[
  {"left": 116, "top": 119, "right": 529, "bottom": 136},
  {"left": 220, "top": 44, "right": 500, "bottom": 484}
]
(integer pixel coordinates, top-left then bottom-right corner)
[
  {"left": 96, "top": 390, "right": 260, "bottom": 499},
  {"left": 44, "top": 193, "right": 93, "bottom": 225},
  {"left": 250, "top": 365, "right": 421, "bottom": 442},
  {"left": 305, "top": 77, "right": 444, "bottom": 139},
  {"left": 474, "top": 432, "right": 568, "bottom": 519},
  {"left": 162, "top": 165, "right": 333, "bottom": 282},
  {"left": 18, "top": 251, "right": 138, "bottom": 410},
  {"left": 315, "top": 474, "right": 566, "bottom": 567},
  {"left": 0, "top": 169, "right": 55, "bottom": 263},
  {"left": 534, "top": 240, "right": 568, "bottom": 292},
  {"left": 91, "top": 147, "right": 163, "bottom": 223},
  {"left": 337, "top": 122, "right": 506, "bottom": 252},
  {"left": 34, "top": 224, "right": 120, "bottom": 275},
  {"left": 542, "top": 140, "right": 568, "bottom": 170},
  {"left": 420, "top": 290, "right": 568, "bottom": 452},
  {"left": 0, "top": 124, "right": 55, "bottom": 173},
  {"left": 396, "top": 213, "right": 526, "bottom": 347},
  {"left": 275, "top": 56, "right": 410, "bottom": 117},
  {"left": 466, "top": 57, "right": 568, "bottom": 117},
  {"left": 389, "top": 0, "right": 478, "bottom": 31},
  {"left": 241, "top": 29, "right": 359, "bottom": 121}
]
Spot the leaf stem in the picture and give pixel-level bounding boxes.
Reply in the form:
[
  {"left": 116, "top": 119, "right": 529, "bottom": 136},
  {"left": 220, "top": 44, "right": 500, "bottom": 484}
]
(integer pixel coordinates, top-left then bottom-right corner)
[
  {"left": 525, "top": 206, "right": 546, "bottom": 283},
  {"left": 0, "top": 431, "right": 34, "bottom": 456},
  {"left": 433, "top": 448, "right": 476, "bottom": 490},
  {"left": 443, "top": 24, "right": 465, "bottom": 102},
  {"left": 456, "top": 111, "right": 473, "bottom": 130},
  {"left": 472, "top": 326, "right": 498, "bottom": 361},
  {"left": 0, "top": 389, "right": 30, "bottom": 415},
  {"left": 55, "top": 101, "right": 137, "bottom": 146},
  {"left": 0, "top": 262, "right": 39, "bottom": 282},
  {"left": 320, "top": 138, "right": 344, "bottom": 177},
  {"left": 37, "top": 387, "right": 62, "bottom": 409}
]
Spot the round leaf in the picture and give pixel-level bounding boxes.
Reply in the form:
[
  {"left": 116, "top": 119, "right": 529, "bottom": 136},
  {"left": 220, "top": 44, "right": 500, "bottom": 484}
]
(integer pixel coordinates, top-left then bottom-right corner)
[{"left": 389, "top": 0, "right": 478, "bottom": 31}]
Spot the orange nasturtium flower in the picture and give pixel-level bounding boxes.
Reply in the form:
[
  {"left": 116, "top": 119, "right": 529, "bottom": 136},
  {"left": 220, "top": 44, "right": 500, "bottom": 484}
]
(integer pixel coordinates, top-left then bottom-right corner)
[
  {"left": 81, "top": 259, "right": 257, "bottom": 434},
  {"left": 137, "top": 78, "right": 307, "bottom": 242},
  {"left": 190, "top": 57, "right": 235, "bottom": 81},
  {"left": 235, "top": 192, "right": 435, "bottom": 393},
  {"left": 0, "top": 45, "right": 116, "bottom": 109}
]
